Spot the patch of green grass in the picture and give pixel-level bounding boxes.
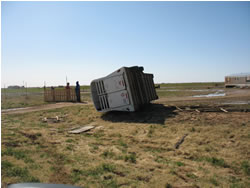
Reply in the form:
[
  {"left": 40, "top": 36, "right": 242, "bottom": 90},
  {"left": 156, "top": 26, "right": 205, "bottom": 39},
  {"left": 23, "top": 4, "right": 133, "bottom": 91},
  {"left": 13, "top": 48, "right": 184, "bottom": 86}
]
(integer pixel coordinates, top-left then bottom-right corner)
[
  {"left": 2, "top": 160, "right": 14, "bottom": 169},
  {"left": 1, "top": 160, "right": 40, "bottom": 182},
  {"left": 66, "top": 139, "right": 74, "bottom": 143},
  {"left": 201, "top": 157, "right": 229, "bottom": 168},
  {"left": 2, "top": 148, "right": 34, "bottom": 163},
  {"left": 241, "top": 161, "right": 250, "bottom": 175},
  {"left": 71, "top": 163, "right": 117, "bottom": 182},
  {"left": 175, "top": 161, "right": 185, "bottom": 167},
  {"left": 89, "top": 143, "right": 99, "bottom": 152},
  {"left": 86, "top": 163, "right": 116, "bottom": 177},
  {"left": 229, "top": 176, "right": 241, "bottom": 184},
  {"left": 144, "top": 146, "right": 164, "bottom": 153},
  {"left": 117, "top": 139, "right": 128, "bottom": 148},
  {"left": 124, "top": 153, "right": 136, "bottom": 163},
  {"left": 230, "top": 161, "right": 241, "bottom": 174},
  {"left": 66, "top": 144, "right": 74, "bottom": 151},
  {"left": 114, "top": 155, "right": 124, "bottom": 160},
  {"left": 101, "top": 179, "right": 119, "bottom": 188},
  {"left": 29, "top": 163, "right": 42, "bottom": 170},
  {"left": 101, "top": 150, "right": 116, "bottom": 159},
  {"left": 71, "top": 169, "right": 83, "bottom": 183},
  {"left": 102, "top": 163, "right": 116, "bottom": 173},
  {"left": 230, "top": 184, "right": 243, "bottom": 188},
  {"left": 209, "top": 176, "right": 219, "bottom": 186},
  {"left": 1, "top": 93, "right": 46, "bottom": 109},
  {"left": 50, "top": 166, "right": 56, "bottom": 172},
  {"left": 36, "top": 132, "right": 42, "bottom": 137},
  {"left": 165, "top": 183, "right": 173, "bottom": 188},
  {"left": 155, "top": 156, "right": 170, "bottom": 165},
  {"left": 93, "top": 130, "right": 105, "bottom": 139}
]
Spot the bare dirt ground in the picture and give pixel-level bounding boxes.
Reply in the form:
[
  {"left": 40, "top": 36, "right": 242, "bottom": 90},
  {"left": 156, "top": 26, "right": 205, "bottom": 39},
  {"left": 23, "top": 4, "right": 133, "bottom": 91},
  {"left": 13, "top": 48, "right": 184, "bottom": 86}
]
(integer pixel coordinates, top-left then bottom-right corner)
[{"left": 1, "top": 102, "right": 90, "bottom": 115}]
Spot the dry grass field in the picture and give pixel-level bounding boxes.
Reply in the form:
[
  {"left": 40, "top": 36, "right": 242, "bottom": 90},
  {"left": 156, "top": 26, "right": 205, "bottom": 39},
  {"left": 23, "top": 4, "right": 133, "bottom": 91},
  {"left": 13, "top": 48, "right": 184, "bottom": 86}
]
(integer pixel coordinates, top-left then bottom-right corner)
[{"left": 1, "top": 83, "right": 250, "bottom": 188}]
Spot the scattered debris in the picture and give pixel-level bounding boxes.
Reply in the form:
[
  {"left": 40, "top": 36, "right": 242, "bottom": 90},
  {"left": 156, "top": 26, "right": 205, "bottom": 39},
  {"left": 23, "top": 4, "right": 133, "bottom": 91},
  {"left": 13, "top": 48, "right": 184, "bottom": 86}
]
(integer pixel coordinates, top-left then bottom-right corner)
[
  {"left": 175, "top": 134, "right": 188, "bottom": 149},
  {"left": 220, "top": 107, "right": 228, "bottom": 113},
  {"left": 192, "top": 91, "right": 225, "bottom": 98},
  {"left": 68, "top": 126, "right": 81, "bottom": 131},
  {"left": 175, "top": 106, "right": 183, "bottom": 111},
  {"left": 170, "top": 105, "right": 249, "bottom": 113},
  {"left": 42, "top": 116, "right": 62, "bottom": 123},
  {"left": 195, "top": 109, "right": 200, "bottom": 113},
  {"left": 68, "top": 125, "right": 95, "bottom": 134},
  {"left": 95, "top": 126, "right": 104, "bottom": 130}
]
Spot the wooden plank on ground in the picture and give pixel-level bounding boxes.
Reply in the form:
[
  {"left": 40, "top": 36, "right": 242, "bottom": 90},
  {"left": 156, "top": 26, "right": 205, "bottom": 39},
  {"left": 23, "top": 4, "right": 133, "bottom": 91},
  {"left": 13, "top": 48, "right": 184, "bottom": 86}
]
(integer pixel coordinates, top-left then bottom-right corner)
[
  {"left": 175, "top": 134, "right": 188, "bottom": 149},
  {"left": 195, "top": 109, "right": 200, "bottom": 113},
  {"left": 175, "top": 106, "right": 183, "bottom": 111},
  {"left": 68, "top": 125, "right": 95, "bottom": 134},
  {"left": 220, "top": 108, "right": 228, "bottom": 113}
]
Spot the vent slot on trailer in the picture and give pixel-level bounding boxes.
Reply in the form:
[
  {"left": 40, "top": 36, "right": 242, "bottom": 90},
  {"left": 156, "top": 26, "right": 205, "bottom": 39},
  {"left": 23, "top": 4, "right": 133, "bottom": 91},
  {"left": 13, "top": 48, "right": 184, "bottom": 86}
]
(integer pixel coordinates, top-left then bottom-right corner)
[
  {"left": 96, "top": 80, "right": 106, "bottom": 95},
  {"left": 95, "top": 80, "right": 109, "bottom": 111},
  {"left": 99, "top": 95, "right": 110, "bottom": 110}
]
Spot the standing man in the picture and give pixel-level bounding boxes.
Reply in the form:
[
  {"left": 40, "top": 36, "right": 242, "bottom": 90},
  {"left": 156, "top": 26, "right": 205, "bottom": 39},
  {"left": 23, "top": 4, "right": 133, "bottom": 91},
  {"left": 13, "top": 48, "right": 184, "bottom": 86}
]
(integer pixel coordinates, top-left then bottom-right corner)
[
  {"left": 75, "top": 81, "right": 81, "bottom": 102},
  {"left": 51, "top": 86, "right": 55, "bottom": 101}
]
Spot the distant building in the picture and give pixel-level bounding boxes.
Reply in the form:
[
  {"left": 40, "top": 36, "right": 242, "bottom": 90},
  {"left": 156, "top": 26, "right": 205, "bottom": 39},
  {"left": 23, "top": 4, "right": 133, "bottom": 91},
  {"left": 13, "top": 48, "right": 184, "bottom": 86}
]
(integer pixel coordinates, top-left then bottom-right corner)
[
  {"left": 225, "top": 73, "right": 250, "bottom": 88},
  {"left": 8, "top": 85, "right": 24, "bottom": 89}
]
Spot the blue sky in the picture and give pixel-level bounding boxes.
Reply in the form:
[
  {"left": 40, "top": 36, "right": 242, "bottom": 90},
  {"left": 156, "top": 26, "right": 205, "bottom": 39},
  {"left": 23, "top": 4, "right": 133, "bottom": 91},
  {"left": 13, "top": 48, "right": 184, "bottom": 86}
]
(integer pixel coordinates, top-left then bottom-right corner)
[{"left": 2, "top": 1, "right": 250, "bottom": 87}]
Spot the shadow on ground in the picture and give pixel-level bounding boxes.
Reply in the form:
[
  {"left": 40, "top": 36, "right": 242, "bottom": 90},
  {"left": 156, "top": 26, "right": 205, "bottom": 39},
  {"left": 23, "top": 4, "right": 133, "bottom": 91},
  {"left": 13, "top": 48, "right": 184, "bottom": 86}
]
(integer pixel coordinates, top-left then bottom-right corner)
[{"left": 101, "top": 103, "right": 177, "bottom": 125}]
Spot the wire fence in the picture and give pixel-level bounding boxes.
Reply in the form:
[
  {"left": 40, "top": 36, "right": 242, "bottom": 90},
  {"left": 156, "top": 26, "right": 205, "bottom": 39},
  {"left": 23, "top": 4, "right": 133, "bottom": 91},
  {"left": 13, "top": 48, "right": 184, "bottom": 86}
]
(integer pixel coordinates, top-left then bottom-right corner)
[{"left": 1, "top": 87, "right": 91, "bottom": 109}]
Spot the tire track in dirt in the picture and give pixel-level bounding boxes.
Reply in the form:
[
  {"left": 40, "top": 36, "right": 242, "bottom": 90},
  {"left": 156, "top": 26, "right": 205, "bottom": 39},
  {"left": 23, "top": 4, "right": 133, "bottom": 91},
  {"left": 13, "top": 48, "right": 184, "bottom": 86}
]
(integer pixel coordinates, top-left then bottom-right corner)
[{"left": 1, "top": 102, "right": 92, "bottom": 115}]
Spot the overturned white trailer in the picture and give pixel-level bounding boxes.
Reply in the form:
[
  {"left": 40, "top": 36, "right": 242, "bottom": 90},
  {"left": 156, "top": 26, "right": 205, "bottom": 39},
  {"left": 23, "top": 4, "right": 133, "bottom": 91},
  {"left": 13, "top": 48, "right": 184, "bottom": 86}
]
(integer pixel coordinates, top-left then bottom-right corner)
[{"left": 91, "top": 66, "right": 158, "bottom": 112}]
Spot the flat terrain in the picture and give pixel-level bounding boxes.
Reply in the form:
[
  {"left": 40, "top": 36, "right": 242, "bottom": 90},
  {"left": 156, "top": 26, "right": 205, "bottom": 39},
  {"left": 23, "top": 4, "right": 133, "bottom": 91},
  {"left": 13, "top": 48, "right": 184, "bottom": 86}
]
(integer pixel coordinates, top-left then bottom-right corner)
[{"left": 1, "top": 83, "right": 250, "bottom": 188}]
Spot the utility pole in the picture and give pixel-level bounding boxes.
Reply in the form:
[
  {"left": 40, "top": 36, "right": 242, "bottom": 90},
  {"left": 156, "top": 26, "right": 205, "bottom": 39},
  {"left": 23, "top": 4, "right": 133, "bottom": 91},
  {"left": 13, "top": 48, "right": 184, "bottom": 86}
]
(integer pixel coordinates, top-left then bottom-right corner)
[
  {"left": 4, "top": 84, "right": 7, "bottom": 100},
  {"left": 25, "top": 82, "right": 28, "bottom": 98},
  {"left": 23, "top": 80, "right": 25, "bottom": 96},
  {"left": 44, "top": 81, "right": 46, "bottom": 101}
]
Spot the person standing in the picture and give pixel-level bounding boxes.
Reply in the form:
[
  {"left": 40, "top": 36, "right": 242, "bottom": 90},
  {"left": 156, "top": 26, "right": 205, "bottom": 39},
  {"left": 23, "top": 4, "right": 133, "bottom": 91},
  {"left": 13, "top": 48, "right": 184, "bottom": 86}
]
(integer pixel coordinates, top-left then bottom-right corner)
[
  {"left": 65, "top": 82, "right": 70, "bottom": 89},
  {"left": 75, "top": 81, "right": 81, "bottom": 102},
  {"left": 65, "top": 82, "right": 71, "bottom": 101},
  {"left": 51, "top": 86, "right": 55, "bottom": 101}
]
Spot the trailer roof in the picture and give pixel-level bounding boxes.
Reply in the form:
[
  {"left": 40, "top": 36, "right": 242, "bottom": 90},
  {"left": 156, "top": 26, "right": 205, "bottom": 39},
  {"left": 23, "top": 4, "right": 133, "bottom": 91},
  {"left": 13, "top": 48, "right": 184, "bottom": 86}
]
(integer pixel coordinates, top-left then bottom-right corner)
[{"left": 226, "top": 72, "right": 250, "bottom": 77}]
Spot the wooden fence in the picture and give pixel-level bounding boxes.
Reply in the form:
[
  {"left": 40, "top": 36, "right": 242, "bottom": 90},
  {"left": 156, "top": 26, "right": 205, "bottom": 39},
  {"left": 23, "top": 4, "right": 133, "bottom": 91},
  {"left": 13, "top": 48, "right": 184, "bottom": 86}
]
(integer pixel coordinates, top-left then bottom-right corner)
[{"left": 44, "top": 88, "right": 78, "bottom": 102}]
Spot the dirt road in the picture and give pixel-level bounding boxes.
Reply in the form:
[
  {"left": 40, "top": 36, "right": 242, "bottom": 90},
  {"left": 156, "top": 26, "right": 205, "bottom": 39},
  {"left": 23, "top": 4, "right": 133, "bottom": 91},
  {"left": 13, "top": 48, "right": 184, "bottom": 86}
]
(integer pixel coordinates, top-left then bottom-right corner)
[{"left": 1, "top": 102, "right": 91, "bottom": 115}]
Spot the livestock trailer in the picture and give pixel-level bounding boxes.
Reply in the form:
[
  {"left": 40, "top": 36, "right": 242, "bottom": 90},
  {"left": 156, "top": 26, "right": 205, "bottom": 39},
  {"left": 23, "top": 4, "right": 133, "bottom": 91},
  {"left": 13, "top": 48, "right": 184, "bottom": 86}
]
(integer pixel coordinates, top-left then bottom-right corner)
[
  {"left": 91, "top": 66, "right": 158, "bottom": 112},
  {"left": 225, "top": 73, "right": 250, "bottom": 88}
]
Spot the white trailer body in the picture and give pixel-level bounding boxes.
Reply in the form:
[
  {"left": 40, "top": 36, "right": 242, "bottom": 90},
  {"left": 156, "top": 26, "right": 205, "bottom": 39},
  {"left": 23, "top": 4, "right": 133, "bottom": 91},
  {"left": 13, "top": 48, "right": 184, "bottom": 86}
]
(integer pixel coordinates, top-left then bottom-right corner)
[{"left": 91, "top": 66, "right": 158, "bottom": 112}]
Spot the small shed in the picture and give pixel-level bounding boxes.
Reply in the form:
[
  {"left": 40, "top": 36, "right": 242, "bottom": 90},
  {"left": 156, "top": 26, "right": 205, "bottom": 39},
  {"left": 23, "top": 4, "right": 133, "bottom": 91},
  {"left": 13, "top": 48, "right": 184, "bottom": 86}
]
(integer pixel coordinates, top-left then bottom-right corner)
[{"left": 225, "top": 73, "right": 250, "bottom": 88}]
